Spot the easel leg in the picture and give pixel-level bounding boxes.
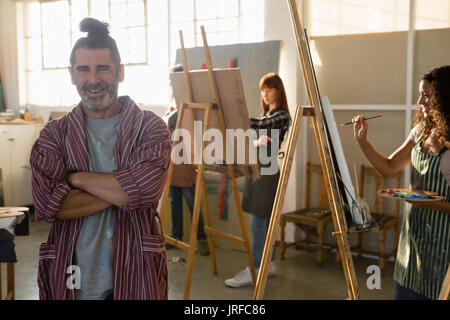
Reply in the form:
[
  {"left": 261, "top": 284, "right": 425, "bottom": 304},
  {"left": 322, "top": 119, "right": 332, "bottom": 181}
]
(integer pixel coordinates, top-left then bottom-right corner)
[
  {"left": 310, "top": 114, "right": 359, "bottom": 300},
  {"left": 253, "top": 106, "right": 303, "bottom": 300},
  {"left": 183, "top": 102, "right": 212, "bottom": 300},
  {"left": 160, "top": 103, "right": 187, "bottom": 223},
  {"left": 6, "top": 263, "right": 14, "bottom": 300},
  {"left": 280, "top": 216, "right": 286, "bottom": 260},
  {"left": 227, "top": 168, "right": 256, "bottom": 284},
  {"left": 201, "top": 180, "right": 217, "bottom": 275},
  {"left": 183, "top": 171, "right": 203, "bottom": 300}
]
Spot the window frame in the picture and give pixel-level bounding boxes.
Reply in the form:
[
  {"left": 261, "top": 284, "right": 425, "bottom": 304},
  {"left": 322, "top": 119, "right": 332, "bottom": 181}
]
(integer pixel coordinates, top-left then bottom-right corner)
[{"left": 25, "top": 0, "right": 255, "bottom": 71}]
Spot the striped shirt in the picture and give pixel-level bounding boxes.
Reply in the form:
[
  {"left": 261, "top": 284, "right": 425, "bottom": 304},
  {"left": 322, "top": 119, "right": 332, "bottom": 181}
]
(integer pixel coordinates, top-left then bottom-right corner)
[
  {"left": 394, "top": 134, "right": 450, "bottom": 299},
  {"left": 250, "top": 108, "right": 291, "bottom": 148},
  {"left": 30, "top": 96, "right": 171, "bottom": 300}
]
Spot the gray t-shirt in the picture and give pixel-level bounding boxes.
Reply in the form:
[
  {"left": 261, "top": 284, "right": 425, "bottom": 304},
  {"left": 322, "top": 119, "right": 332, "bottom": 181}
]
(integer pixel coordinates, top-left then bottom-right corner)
[
  {"left": 74, "top": 112, "right": 123, "bottom": 300},
  {"left": 408, "top": 125, "right": 450, "bottom": 185}
]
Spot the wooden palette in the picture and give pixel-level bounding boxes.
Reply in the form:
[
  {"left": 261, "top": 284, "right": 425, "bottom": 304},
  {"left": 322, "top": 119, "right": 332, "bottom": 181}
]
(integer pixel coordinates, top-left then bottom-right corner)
[
  {"left": 378, "top": 188, "right": 444, "bottom": 202},
  {"left": 0, "top": 207, "right": 29, "bottom": 218}
]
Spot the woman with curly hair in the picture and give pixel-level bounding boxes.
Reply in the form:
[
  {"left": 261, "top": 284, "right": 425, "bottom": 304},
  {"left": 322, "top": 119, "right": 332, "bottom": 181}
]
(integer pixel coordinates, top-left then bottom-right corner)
[{"left": 353, "top": 66, "right": 450, "bottom": 300}]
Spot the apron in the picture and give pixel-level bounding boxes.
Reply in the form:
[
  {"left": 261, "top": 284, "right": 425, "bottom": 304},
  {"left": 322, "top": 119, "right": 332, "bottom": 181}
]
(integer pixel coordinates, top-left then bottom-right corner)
[
  {"left": 394, "top": 140, "right": 450, "bottom": 299},
  {"left": 241, "top": 143, "right": 280, "bottom": 217},
  {"left": 241, "top": 167, "right": 280, "bottom": 217}
]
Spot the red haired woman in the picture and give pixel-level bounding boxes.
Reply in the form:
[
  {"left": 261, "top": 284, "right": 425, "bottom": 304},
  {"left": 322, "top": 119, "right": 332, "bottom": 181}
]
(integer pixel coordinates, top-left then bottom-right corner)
[{"left": 225, "top": 73, "right": 291, "bottom": 288}]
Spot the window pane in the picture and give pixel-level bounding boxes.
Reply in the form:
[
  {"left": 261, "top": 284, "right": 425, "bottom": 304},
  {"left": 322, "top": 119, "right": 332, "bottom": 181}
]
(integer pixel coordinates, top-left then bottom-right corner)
[
  {"left": 111, "top": 29, "right": 130, "bottom": 64},
  {"left": 310, "top": 0, "right": 409, "bottom": 36},
  {"left": 148, "top": 25, "right": 169, "bottom": 66},
  {"left": 90, "top": 0, "right": 110, "bottom": 23},
  {"left": 42, "top": 34, "right": 70, "bottom": 68},
  {"left": 216, "top": 31, "right": 238, "bottom": 45},
  {"left": 127, "top": 1, "right": 145, "bottom": 27},
  {"left": 41, "top": 1, "right": 70, "bottom": 36},
  {"left": 148, "top": 0, "right": 168, "bottom": 25},
  {"left": 71, "top": 30, "right": 85, "bottom": 47},
  {"left": 129, "top": 27, "right": 146, "bottom": 63},
  {"left": 25, "top": 2, "right": 41, "bottom": 37},
  {"left": 197, "top": 32, "right": 218, "bottom": 46},
  {"left": 240, "top": 16, "right": 263, "bottom": 42},
  {"left": 217, "top": 18, "right": 238, "bottom": 32},
  {"left": 171, "top": 22, "right": 195, "bottom": 48},
  {"left": 111, "top": 4, "right": 128, "bottom": 28},
  {"left": 171, "top": 0, "right": 193, "bottom": 22},
  {"left": 241, "top": 0, "right": 262, "bottom": 16},
  {"left": 28, "top": 69, "right": 78, "bottom": 106},
  {"left": 196, "top": 0, "right": 216, "bottom": 20},
  {"left": 416, "top": 0, "right": 450, "bottom": 30},
  {"left": 217, "top": 0, "right": 238, "bottom": 18},
  {"left": 170, "top": 22, "right": 194, "bottom": 66},
  {"left": 196, "top": 20, "right": 217, "bottom": 34},
  {"left": 26, "top": 37, "right": 42, "bottom": 71},
  {"left": 70, "top": 0, "right": 88, "bottom": 32}
]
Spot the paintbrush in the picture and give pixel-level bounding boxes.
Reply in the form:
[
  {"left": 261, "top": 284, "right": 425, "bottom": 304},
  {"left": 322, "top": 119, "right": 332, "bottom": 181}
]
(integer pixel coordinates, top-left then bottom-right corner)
[{"left": 338, "top": 114, "right": 385, "bottom": 127}]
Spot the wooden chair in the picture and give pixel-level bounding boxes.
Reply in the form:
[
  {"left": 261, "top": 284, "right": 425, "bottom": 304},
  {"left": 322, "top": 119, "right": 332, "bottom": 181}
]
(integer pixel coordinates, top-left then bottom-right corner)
[
  {"left": 356, "top": 164, "right": 402, "bottom": 274},
  {"left": 280, "top": 162, "right": 334, "bottom": 264}
]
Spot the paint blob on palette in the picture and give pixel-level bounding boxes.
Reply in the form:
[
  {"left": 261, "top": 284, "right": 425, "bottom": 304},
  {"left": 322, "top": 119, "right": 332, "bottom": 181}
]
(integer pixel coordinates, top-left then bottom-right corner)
[{"left": 378, "top": 188, "right": 444, "bottom": 202}]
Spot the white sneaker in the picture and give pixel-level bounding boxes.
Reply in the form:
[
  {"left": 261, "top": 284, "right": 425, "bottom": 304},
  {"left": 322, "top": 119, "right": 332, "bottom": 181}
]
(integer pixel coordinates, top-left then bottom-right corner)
[
  {"left": 268, "top": 261, "right": 277, "bottom": 276},
  {"left": 224, "top": 262, "right": 276, "bottom": 288},
  {"left": 225, "top": 266, "right": 253, "bottom": 288}
]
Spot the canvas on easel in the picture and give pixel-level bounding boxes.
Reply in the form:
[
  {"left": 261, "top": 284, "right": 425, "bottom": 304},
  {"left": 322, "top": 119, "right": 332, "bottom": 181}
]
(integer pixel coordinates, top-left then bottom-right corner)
[
  {"left": 159, "top": 27, "right": 260, "bottom": 299},
  {"left": 170, "top": 69, "right": 260, "bottom": 178}
]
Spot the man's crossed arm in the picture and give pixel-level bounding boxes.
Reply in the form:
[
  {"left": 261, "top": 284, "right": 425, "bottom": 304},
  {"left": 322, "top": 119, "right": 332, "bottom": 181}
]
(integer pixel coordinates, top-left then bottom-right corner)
[{"left": 56, "top": 172, "right": 129, "bottom": 220}]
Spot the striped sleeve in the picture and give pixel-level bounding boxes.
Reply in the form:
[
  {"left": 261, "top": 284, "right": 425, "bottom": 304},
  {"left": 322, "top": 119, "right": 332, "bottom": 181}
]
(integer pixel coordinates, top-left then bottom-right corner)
[
  {"left": 113, "top": 115, "right": 172, "bottom": 211},
  {"left": 250, "top": 110, "right": 291, "bottom": 145},
  {"left": 250, "top": 110, "right": 291, "bottom": 130},
  {"left": 30, "top": 126, "right": 71, "bottom": 223}
]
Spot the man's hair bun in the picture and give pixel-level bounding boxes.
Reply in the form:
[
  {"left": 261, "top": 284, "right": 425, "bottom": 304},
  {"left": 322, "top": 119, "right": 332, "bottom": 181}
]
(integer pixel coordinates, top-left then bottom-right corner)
[
  {"left": 79, "top": 18, "right": 109, "bottom": 38},
  {"left": 70, "top": 17, "right": 121, "bottom": 66}
]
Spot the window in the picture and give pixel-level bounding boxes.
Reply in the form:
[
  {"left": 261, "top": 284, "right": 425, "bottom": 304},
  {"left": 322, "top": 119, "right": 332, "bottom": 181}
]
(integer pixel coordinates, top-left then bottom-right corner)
[
  {"left": 24, "top": 0, "right": 264, "bottom": 106},
  {"left": 415, "top": 0, "right": 450, "bottom": 30},
  {"left": 310, "top": 0, "right": 410, "bottom": 36}
]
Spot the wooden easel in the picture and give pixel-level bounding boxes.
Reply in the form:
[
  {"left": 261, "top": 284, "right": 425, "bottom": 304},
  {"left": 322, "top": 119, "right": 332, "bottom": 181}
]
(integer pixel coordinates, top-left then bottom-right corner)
[
  {"left": 438, "top": 265, "right": 450, "bottom": 300},
  {"left": 159, "top": 26, "right": 256, "bottom": 300},
  {"left": 253, "top": 0, "right": 360, "bottom": 300}
]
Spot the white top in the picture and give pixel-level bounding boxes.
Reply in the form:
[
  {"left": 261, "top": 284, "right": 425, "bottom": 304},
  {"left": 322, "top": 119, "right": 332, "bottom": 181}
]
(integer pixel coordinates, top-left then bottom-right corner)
[{"left": 408, "top": 125, "right": 450, "bottom": 185}]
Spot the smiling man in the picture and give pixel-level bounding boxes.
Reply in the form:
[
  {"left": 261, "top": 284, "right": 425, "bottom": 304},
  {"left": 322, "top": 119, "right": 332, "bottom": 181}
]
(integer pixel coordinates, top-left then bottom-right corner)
[{"left": 30, "top": 18, "right": 171, "bottom": 300}]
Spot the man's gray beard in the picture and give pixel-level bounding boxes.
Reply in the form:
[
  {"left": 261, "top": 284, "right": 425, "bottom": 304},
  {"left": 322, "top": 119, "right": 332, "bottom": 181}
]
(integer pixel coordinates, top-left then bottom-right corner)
[
  {"left": 80, "top": 80, "right": 119, "bottom": 111},
  {"left": 82, "top": 94, "right": 114, "bottom": 111}
]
